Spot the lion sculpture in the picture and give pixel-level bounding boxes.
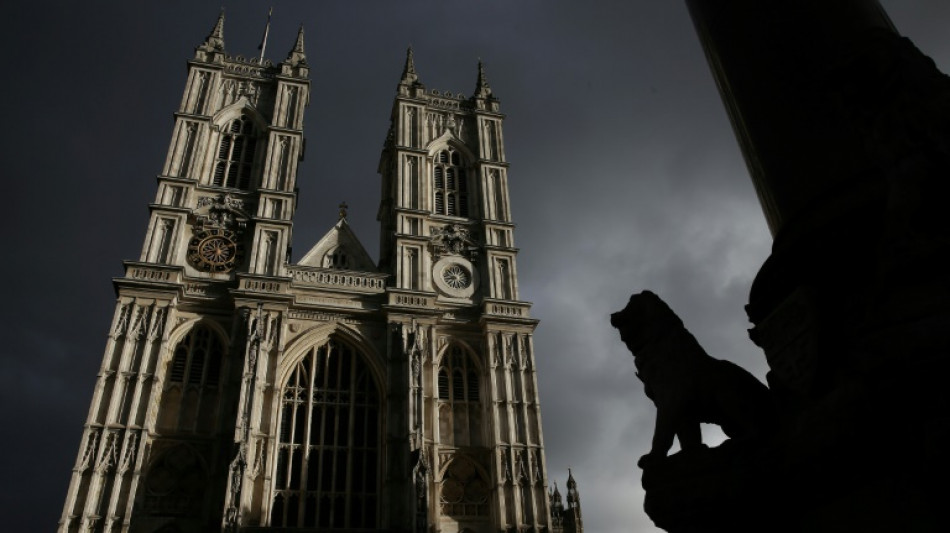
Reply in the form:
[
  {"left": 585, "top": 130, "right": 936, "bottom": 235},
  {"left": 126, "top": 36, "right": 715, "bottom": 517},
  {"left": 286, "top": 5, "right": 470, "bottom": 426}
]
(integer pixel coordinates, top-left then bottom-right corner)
[{"left": 611, "top": 291, "right": 772, "bottom": 468}]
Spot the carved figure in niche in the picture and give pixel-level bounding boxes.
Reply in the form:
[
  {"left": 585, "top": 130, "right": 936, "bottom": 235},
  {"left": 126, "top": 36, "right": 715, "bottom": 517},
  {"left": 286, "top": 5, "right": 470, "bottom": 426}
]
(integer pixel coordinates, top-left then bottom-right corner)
[
  {"left": 430, "top": 224, "right": 478, "bottom": 260},
  {"left": 610, "top": 291, "right": 772, "bottom": 468}
]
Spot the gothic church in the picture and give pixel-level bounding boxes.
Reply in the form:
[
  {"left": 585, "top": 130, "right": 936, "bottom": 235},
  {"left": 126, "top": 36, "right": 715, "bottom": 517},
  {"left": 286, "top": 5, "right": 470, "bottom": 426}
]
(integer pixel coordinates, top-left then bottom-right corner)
[{"left": 59, "top": 13, "right": 581, "bottom": 533}]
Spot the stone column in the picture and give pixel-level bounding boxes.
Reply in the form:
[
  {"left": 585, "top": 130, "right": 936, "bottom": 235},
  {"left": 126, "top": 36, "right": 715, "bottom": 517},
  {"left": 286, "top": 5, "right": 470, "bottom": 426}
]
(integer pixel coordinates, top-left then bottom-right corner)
[{"left": 685, "top": 0, "right": 895, "bottom": 236}]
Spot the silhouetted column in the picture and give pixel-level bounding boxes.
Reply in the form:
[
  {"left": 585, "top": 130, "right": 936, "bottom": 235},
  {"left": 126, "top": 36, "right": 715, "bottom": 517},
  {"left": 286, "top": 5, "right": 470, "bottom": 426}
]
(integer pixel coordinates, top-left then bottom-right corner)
[{"left": 686, "top": 0, "right": 894, "bottom": 236}]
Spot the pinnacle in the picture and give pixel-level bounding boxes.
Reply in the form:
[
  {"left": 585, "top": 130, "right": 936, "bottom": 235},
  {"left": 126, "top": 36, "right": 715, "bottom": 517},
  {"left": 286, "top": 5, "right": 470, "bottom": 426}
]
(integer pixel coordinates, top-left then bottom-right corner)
[
  {"left": 286, "top": 24, "right": 307, "bottom": 65},
  {"left": 294, "top": 25, "right": 305, "bottom": 53},
  {"left": 199, "top": 9, "right": 226, "bottom": 53},
  {"left": 474, "top": 58, "right": 493, "bottom": 99},
  {"left": 399, "top": 46, "right": 420, "bottom": 87}
]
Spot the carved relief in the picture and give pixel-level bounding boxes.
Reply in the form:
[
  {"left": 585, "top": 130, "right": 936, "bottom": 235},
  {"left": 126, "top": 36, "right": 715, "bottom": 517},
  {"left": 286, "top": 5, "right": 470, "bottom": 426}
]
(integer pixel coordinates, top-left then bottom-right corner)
[
  {"left": 118, "top": 432, "right": 138, "bottom": 475},
  {"left": 515, "top": 449, "right": 528, "bottom": 483},
  {"left": 430, "top": 224, "right": 478, "bottom": 261},
  {"left": 96, "top": 431, "right": 119, "bottom": 474},
  {"left": 131, "top": 306, "right": 149, "bottom": 340},
  {"left": 250, "top": 438, "right": 265, "bottom": 480},
  {"left": 439, "top": 453, "right": 490, "bottom": 517},
  {"left": 532, "top": 449, "right": 543, "bottom": 485},
  {"left": 147, "top": 307, "right": 166, "bottom": 341},
  {"left": 79, "top": 429, "right": 100, "bottom": 472},
  {"left": 187, "top": 193, "right": 252, "bottom": 272},
  {"left": 413, "top": 447, "right": 430, "bottom": 513},
  {"left": 501, "top": 448, "right": 512, "bottom": 484},
  {"left": 114, "top": 304, "right": 131, "bottom": 337}
]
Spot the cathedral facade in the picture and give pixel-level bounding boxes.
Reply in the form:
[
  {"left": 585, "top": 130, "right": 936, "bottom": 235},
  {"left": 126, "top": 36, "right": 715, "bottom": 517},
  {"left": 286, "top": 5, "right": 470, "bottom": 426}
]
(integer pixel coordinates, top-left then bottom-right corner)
[{"left": 59, "top": 13, "right": 569, "bottom": 533}]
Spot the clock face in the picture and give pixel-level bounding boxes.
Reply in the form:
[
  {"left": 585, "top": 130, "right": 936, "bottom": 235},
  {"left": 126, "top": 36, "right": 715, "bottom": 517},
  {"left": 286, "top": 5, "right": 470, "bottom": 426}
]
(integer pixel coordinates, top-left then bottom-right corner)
[
  {"left": 188, "top": 228, "right": 242, "bottom": 272},
  {"left": 442, "top": 264, "right": 472, "bottom": 289},
  {"left": 432, "top": 256, "right": 477, "bottom": 298}
]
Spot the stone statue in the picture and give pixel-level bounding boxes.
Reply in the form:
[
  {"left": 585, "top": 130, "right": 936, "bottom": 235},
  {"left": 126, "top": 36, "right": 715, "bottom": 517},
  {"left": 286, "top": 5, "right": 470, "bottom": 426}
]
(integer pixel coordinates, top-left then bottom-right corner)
[{"left": 610, "top": 291, "right": 771, "bottom": 468}]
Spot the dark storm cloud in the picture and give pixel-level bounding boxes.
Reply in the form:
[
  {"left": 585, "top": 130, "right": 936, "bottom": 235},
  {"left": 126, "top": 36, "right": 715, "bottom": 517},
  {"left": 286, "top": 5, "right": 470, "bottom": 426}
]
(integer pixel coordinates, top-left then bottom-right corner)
[{"left": 2, "top": 1, "right": 948, "bottom": 531}]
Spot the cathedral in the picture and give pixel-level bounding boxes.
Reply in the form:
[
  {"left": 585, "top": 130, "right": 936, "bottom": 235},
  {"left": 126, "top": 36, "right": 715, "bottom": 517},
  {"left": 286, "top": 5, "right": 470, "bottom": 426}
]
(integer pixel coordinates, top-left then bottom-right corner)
[{"left": 58, "top": 12, "right": 582, "bottom": 533}]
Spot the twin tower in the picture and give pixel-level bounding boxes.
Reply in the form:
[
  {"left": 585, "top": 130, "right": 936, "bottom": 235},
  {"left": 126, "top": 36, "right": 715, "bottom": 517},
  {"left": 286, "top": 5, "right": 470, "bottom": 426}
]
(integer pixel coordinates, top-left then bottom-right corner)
[{"left": 59, "top": 12, "right": 582, "bottom": 533}]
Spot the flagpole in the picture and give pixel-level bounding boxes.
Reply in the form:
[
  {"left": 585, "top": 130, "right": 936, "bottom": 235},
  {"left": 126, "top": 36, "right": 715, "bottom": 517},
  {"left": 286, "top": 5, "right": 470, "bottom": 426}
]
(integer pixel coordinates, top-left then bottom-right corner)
[{"left": 258, "top": 7, "right": 273, "bottom": 63}]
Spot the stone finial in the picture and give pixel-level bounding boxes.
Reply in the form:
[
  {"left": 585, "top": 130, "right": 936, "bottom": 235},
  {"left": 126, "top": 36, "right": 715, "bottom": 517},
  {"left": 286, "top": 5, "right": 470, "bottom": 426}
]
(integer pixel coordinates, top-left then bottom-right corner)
[
  {"left": 338, "top": 201, "right": 348, "bottom": 220},
  {"left": 286, "top": 24, "right": 307, "bottom": 65},
  {"left": 474, "top": 59, "right": 493, "bottom": 99},
  {"left": 197, "top": 9, "right": 226, "bottom": 54},
  {"left": 398, "top": 46, "right": 423, "bottom": 95},
  {"left": 402, "top": 46, "right": 418, "bottom": 83}
]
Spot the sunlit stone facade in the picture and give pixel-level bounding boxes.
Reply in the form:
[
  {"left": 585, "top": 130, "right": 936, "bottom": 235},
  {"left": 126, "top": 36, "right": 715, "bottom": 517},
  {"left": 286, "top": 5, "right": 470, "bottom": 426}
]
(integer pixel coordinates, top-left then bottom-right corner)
[{"left": 59, "top": 12, "right": 551, "bottom": 533}]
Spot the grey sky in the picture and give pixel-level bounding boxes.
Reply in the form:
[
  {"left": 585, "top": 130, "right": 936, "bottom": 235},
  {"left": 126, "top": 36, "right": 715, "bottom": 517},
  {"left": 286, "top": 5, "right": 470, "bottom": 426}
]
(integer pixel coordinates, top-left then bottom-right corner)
[{"left": 2, "top": 1, "right": 948, "bottom": 531}]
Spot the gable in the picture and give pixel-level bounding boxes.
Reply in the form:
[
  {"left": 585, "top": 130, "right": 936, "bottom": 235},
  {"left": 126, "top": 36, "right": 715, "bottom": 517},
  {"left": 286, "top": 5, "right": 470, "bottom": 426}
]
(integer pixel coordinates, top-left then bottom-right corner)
[{"left": 297, "top": 219, "right": 376, "bottom": 271}]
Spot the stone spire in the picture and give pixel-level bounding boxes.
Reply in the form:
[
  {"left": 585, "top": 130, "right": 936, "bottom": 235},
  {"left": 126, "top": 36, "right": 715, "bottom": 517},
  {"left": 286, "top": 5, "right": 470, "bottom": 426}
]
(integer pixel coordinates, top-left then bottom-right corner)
[
  {"left": 550, "top": 482, "right": 565, "bottom": 528},
  {"left": 550, "top": 482, "right": 563, "bottom": 508},
  {"left": 402, "top": 46, "right": 418, "bottom": 83},
  {"left": 397, "top": 46, "right": 423, "bottom": 95},
  {"left": 566, "top": 468, "right": 579, "bottom": 507},
  {"left": 473, "top": 59, "right": 493, "bottom": 99},
  {"left": 286, "top": 24, "right": 307, "bottom": 66},
  {"left": 197, "top": 9, "right": 226, "bottom": 54}
]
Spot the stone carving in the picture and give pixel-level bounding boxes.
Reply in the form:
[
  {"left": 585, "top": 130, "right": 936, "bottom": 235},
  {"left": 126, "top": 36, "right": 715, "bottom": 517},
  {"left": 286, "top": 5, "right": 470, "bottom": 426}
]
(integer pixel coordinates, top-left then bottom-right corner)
[
  {"left": 118, "top": 432, "right": 137, "bottom": 475},
  {"left": 501, "top": 449, "right": 512, "bottom": 484},
  {"left": 131, "top": 305, "right": 148, "bottom": 340},
  {"left": 610, "top": 291, "right": 772, "bottom": 468},
  {"left": 194, "top": 193, "right": 251, "bottom": 230},
  {"left": 225, "top": 443, "right": 247, "bottom": 528},
  {"left": 412, "top": 447, "right": 429, "bottom": 513},
  {"left": 250, "top": 438, "right": 265, "bottom": 480},
  {"left": 439, "top": 453, "right": 490, "bottom": 516},
  {"left": 79, "top": 430, "right": 99, "bottom": 471},
  {"left": 430, "top": 224, "right": 478, "bottom": 261},
  {"left": 96, "top": 431, "right": 119, "bottom": 474},
  {"left": 515, "top": 450, "right": 528, "bottom": 482},
  {"left": 114, "top": 304, "right": 131, "bottom": 337},
  {"left": 147, "top": 307, "right": 165, "bottom": 341}
]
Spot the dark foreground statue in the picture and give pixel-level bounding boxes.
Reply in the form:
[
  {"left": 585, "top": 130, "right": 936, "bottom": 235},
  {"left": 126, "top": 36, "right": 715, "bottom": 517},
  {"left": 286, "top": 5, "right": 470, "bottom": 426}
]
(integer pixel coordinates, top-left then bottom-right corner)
[
  {"left": 610, "top": 291, "right": 770, "bottom": 468},
  {"left": 619, "top": 1, "right": 950, "bottom": 531}
]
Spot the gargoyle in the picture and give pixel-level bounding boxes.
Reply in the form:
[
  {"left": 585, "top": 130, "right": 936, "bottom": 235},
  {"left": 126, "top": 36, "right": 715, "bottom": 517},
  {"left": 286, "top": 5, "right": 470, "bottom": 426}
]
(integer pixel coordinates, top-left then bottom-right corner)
[{"left": 611, "top": 291, "right": 772, "bottom": 468}]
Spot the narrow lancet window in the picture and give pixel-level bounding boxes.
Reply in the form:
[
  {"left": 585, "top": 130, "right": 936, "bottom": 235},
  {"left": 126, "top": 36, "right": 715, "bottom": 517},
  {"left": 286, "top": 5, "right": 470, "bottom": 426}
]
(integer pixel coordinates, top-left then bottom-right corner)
[
  {"left": 213, "top": 116, "right": 258, "bottom": 189},
  {"left": 436, "top": 344, "right": 481, "bottom": 447},
  {"left": 433, "top": 148, "right": 468, "bottom": 217},
  {"left": 156, "top": 324, "right": 225, "bottom": 435}
]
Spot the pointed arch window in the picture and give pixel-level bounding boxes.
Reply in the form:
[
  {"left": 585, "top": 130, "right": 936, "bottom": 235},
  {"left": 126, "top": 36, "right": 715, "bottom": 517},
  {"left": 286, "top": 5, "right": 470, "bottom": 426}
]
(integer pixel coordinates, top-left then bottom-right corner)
[
  {"left": 439, "top": 454, "right": 490, "bottom": 517},
  {"left": 157, "top": 324, "right": 225, "bottom": 435},
  {"left": 212, "top": 116, "right": 258, "bottom": 189},
  {"left": 436, "top": 344, "right": 481, "bottom": 447},
  {"left": 324, "top": 246, "right": 349, "bottom": 269},
  {"left": 272, "top": 340, "right": 380, "bottom": 529},
  {"left": 433, "top": 148, "right": 468, "bottom": 217}
]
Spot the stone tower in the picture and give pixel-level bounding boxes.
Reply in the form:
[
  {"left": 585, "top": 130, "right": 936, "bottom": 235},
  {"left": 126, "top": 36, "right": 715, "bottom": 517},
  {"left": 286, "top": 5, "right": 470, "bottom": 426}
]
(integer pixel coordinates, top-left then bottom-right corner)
[
  {"left": 59, "top": 12, "right": 552, "bottom": 533},
  {"left": 549, "top": 471, "right": 583, "bottom": 533},
  {"left": 377, "top": 48, "right": 550, "bottom": 533}
]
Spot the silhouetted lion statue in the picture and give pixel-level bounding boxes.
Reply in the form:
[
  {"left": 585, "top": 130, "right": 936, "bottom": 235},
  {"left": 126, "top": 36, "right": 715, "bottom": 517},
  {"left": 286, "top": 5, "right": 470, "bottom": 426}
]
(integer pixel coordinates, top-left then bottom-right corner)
[{"left": 611, "top": 291, "right": 772, "bottom": 468}]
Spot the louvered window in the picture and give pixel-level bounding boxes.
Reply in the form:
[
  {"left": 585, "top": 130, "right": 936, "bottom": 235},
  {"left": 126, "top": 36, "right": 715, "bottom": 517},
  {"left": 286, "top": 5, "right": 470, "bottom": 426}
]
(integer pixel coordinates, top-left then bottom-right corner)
[
  {"left": 438, "top": 370, "right": 450, "bottom": 399},
  {"left": 157, "top": 324, "right": 225, "bottom": 435},
  {"left": 212, "top": 116, "right": 258, "bottom": 189},
  {"left": 432, "top": 148, "right": 468, "bottom": 217}
]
